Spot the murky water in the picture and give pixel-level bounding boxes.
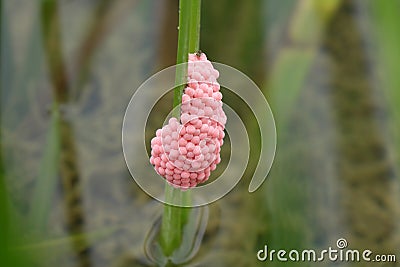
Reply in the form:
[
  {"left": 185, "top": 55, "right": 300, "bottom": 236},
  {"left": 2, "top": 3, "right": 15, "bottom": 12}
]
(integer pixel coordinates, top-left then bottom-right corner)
[{"left": 1, "top": 0, "right": 399, "bottom": 266}]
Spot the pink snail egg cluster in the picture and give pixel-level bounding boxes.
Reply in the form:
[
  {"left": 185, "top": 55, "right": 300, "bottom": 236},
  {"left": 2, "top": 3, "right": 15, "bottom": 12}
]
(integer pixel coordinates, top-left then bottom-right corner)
[{"left": 150, "top": 53, "right": 226, "bottom": 189}]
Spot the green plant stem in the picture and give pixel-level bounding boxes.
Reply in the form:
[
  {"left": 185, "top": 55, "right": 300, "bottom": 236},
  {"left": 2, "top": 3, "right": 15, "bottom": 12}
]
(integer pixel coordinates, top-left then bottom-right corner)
[
  {"left": 188, "top": 0, "right": 201, "bottom": 52},
  {"left": 160, "top": 0, "right": 201, "bottom": 257},
  {"left": 173, "top": 0, "right": 201, "bottom": 113}
]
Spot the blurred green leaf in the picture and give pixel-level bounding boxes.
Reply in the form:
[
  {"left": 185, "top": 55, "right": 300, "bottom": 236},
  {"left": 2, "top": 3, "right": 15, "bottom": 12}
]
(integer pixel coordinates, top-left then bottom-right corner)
[
  {"left": 267, "top": 0, "right": 342, "bottom": 128},
  {"left": 367, "top": 0, "right": 400, "bottom": 167},
  {"left": 269, "top": 48, "right": 314, "bottom": 128},
  {"left": 28, "top": 105, "right": 60, "bottom": 233},
  {"left": 261, "top": 0, "right": 343, "bottom": 261}
]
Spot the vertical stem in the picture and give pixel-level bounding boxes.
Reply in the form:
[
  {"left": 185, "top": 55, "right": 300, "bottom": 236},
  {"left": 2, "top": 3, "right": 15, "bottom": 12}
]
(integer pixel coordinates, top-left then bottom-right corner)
[
  {"left": 160, "top": 0, "right": 201, "bottom": 257},
  {"left": 40, "top": 1, "right": 90, "bottom": 265},
  {"left": 173, "top": 0, "right": 201, "bottom": 113},
  {"left": 40, "top": 0, "right": 69, "bottom": 103},
  {"left": 188, "top": 0, "right": 201, "bottom": 52}
]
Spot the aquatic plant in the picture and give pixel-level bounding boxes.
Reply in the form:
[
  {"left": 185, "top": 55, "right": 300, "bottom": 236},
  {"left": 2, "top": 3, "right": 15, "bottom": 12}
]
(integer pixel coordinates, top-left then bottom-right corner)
[
  {"left": 156, "top": 0, "right": 204, "bottom": 259},
  {"left": 150, "top": 53, "right": 226, "bottom": 189}
]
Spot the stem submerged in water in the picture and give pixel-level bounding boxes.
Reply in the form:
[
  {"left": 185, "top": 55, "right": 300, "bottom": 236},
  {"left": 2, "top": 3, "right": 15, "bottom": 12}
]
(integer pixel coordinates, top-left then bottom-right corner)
[{"left": 160, "top": 0, "right": 201, "bottom": 257}]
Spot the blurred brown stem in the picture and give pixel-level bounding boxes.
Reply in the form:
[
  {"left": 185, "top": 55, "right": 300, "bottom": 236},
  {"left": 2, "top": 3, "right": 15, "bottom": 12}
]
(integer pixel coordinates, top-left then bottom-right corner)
[{"left": 40, "top": 0, "right": 69, "bottom": 103}]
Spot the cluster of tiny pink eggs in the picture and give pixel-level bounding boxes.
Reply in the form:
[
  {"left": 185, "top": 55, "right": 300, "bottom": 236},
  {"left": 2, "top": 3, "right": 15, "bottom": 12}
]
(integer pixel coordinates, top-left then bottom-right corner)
[{"left": 150, "top": 52, "right": 226, "bottom": 189}]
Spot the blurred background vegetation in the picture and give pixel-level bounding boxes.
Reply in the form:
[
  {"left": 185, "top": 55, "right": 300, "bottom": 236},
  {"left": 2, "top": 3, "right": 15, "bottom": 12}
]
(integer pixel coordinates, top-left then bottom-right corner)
[{"left": 1, "top": 0, "right": 400, "bottom": 266}]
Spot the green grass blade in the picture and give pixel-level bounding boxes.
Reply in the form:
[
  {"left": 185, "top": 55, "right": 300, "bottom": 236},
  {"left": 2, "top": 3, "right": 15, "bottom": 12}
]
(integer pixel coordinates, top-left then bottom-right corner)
[
  {"left": 28, "top": 105, "right": 61, "bottom": 234},
  {"left": 267, "top": 0, "right": 341, "bottom": 127},
  {"left": 269, "top": 48, "right": 314, "bottom": 128}
]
